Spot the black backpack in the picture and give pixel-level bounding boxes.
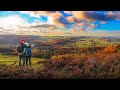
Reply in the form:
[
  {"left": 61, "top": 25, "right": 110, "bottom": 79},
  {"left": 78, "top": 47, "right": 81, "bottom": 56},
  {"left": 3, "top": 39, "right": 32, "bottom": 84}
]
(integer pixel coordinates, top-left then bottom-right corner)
[{"left": 16, "top": 43, "right": 25, "bottom": 53}]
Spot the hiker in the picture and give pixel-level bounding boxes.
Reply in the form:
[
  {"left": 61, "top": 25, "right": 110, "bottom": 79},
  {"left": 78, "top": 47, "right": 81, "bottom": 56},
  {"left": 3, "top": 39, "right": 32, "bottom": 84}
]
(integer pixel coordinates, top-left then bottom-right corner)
[
  {"left": 24, "top": 42, "right": 32, "bottom": 67},
  {"left": 16, "top": 39, "right": 26, "bottom": 67}
]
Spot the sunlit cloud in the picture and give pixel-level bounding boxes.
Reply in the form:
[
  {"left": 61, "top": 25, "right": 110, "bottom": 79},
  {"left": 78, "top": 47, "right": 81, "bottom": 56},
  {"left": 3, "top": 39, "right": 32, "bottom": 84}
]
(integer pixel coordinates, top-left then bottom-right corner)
[
  {"left": 0, "top": 15, "right": 26, "bottom": 30},
  {"left": 0, "top": 11, "right": 120, "bottom": 37}
]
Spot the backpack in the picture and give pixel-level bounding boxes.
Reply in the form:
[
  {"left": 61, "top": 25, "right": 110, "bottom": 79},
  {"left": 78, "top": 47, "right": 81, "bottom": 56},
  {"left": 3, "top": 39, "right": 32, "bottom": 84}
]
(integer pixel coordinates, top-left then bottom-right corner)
[
  {"left": 25, "top": 48, "right": 32, "bottom": 56},
  {"left": 16, "top": 43, "right": 25, "bottom": 53}
]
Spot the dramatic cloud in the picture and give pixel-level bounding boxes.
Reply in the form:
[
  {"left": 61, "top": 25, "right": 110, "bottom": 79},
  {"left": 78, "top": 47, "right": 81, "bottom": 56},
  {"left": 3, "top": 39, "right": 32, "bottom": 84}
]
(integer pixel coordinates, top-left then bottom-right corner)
[
  {"left": 0, "top": 11, "right": 120, "bottom": 36},
  {"left": 66, "top": 11, "right": 93, "bottom": 23},
  {"left": 20, "top": 11, "right": 114, "bottom": 29},
  {"left": 20, "top": 11, "right": 64, "bottom": 27},
  {"left": 66, "top": 16, "right": 75, "bottom": 22},
  {"left": 66, "top": 11, "right": 120, "bottom": 26},
  {"left": 81, "top": 11, "right": 120, "bottom": 22}
]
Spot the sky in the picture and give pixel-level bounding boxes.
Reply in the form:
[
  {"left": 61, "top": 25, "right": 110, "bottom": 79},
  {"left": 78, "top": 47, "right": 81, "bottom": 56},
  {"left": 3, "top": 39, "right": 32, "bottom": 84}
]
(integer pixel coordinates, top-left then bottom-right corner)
[{"left": 0, "top": 11, "right": 120, "bottom": 37}]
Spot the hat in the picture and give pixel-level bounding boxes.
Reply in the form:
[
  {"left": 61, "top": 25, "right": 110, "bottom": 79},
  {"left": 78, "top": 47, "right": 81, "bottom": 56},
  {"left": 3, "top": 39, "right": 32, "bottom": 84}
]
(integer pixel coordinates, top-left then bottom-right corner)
[{"left": 20, "top": 39, "right": 25, "bottom": 43}]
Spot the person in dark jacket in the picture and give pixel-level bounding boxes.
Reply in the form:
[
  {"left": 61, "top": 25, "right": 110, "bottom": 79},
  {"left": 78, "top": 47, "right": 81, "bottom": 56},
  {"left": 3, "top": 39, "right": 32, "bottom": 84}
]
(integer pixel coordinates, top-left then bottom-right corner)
[{"left": 16, "top": 39, "right": 26, "bottom": 67}]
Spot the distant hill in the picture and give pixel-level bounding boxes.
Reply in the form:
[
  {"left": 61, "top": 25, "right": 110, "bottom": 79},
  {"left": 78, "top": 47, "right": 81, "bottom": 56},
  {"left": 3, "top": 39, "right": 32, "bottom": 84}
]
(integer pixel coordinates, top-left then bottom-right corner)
[{"left": 0, "top": 35, "right": 120, "bottom": 48}]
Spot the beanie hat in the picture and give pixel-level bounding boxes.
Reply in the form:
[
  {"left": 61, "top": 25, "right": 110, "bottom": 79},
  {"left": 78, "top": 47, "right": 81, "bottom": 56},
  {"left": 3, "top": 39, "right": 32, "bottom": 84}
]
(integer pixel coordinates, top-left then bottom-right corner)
[{"left": 20, "top": 39, "right": 25, "bottom": 43}]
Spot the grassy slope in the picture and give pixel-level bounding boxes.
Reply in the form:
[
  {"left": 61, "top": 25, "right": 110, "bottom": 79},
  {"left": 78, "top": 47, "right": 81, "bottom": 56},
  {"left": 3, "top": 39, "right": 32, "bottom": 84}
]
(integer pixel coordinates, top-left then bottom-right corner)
[{"left": 0, "top": 53, "right": 45, "bottom": 70}]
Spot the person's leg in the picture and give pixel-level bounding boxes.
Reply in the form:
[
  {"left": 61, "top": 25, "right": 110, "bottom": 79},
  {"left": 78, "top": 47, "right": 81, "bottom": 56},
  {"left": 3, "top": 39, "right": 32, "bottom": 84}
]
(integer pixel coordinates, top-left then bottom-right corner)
[
  {"left": 18, "top": 55, "right": 22, "bottom": 67},
  {"left": 23, "top": 55, "right": 25, "bottom": 67},
  {"left": 26, "top": 56, "right": 28, "bottom": 66},
  {"left": 29, "top": 56, "right": 31, "bottom": 67}
]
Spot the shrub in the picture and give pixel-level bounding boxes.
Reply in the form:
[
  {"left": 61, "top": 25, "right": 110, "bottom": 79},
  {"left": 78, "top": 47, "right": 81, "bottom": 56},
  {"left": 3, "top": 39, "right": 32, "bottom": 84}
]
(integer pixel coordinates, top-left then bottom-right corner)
[{"left": 103, "top": 46, "right": 117, "bottom": 53}]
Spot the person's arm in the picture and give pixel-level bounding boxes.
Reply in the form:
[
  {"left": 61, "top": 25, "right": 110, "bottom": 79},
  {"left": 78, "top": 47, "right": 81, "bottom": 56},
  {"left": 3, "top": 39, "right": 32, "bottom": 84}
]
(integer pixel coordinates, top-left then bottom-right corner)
[
  {"left": 19, "top": 48, "right": 26, "bottom": 55},
  {"left": 16, "top": 44, "right": 19, "bottom": 53}
]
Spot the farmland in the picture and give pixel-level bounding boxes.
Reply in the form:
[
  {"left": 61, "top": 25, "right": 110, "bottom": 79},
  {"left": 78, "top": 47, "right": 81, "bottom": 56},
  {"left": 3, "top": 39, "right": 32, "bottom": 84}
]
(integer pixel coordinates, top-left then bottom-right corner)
[{"left": 0, "top": 35, "right": 120, "bottom": 79}]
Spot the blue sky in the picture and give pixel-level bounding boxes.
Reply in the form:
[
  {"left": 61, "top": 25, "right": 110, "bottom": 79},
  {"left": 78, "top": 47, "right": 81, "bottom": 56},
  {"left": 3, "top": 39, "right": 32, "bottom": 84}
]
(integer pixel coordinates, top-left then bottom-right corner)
[{"left": 0, "top": 11, "right": 120, "bottom": 36}]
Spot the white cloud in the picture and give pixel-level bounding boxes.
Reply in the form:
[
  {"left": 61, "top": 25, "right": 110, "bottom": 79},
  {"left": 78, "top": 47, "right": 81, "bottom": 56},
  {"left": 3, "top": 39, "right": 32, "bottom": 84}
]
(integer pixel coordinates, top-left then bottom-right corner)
[
  {"left": 0, "top": 15, "right": 27, "bottom": 30},
  {"left": 0, "top": 14, "right": 57, "bottom": 33},
  {"left": 19, "top": 11, "right": 63, "bottom": 27}
]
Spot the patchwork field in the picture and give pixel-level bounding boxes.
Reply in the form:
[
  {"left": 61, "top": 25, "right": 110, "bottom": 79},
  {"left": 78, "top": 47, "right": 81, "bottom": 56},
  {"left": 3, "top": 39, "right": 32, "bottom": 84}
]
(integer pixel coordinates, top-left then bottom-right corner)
[{"left": 0, "top": 35, "right": 120, "bottom": 79}]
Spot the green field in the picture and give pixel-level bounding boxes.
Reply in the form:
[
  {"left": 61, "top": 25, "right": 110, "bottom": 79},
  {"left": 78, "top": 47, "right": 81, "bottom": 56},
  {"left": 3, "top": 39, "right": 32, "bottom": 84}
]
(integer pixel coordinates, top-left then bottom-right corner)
[
  {"left": 0, "top": 53, "right": 45, "bottom": 70},
  {"left": 65, "top": 37, "right": 120, "bottom": 47}
]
